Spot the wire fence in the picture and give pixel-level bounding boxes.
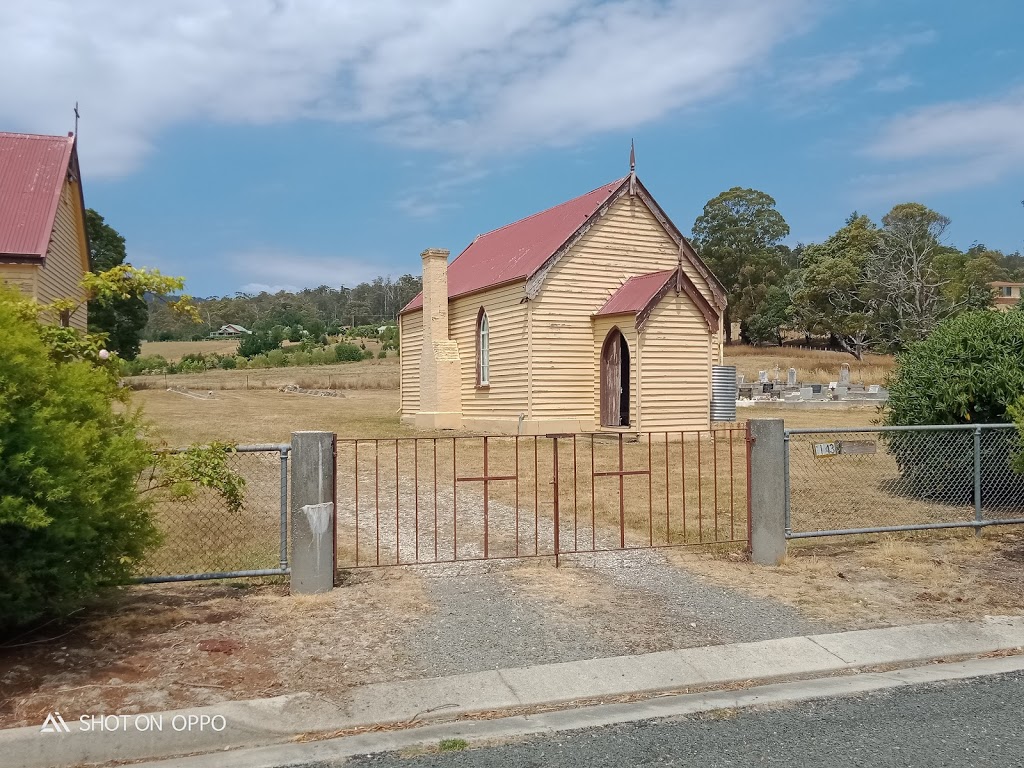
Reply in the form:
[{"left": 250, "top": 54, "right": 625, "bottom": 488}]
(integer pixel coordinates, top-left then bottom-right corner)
[
  {"left": 135, "top": 445, "right": 290, "bottom": 582},
  {"left": 785, "top": 424, "right": 1024, "bottom": 538}
]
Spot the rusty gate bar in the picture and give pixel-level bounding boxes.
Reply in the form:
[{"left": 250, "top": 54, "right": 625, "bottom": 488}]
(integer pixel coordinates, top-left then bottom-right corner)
[{"left": 335, "top": 427, "right": 749, "bottom": 569}]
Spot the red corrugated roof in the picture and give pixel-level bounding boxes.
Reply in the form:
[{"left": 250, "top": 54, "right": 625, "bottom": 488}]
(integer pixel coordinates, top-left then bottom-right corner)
[
  {"left": 402, "top": 177, "right": 627, "bottom": 312},
  {"left": 594, "top": 269, "right": 675, "bottom": 317},
  {"left": 0, "top": 132, "right": 76, "bottom": 258}
]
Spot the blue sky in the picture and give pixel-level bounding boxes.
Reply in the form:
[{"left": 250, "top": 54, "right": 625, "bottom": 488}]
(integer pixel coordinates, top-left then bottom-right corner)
[{"left": 3, "top": 0, "right": 1022, "bottom": 297}]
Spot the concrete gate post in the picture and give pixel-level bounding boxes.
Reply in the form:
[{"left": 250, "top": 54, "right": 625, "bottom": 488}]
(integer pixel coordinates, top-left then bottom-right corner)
[
  {"left": 748, "top": 419, "right": 787, "bottom": 566},
  {"left": 290, "top": 431, "right": 336, "bottom": 594}
]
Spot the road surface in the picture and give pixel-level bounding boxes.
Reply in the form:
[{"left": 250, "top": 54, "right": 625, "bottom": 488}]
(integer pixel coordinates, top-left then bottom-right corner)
[{"left": 330, "top": 670, "right": 1023, "bottom": 768}]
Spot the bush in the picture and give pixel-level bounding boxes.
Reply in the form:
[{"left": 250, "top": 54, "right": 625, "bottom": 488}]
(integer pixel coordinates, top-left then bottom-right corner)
[
  {"left": 218, "top": 355, "right": 237, "bottom": 370},
  {"left": 884, "top": 310, "right": 1024, "bottom": 502},
  {"left": 121, "top": 353, "right": 169, "bottom": 375},
  {"left": 249, "top": 354, "right": 271, "bottom": 369},
  {"left": 377, "top": 349, "right": 387, "bottom": 359},
  {"left": 266, "top": 349, "right": 287, "bottom": 367},
  {"left": 234, "top": 356, "right": 248, "bottom": 369},
  {"left": 334, "top": 343, "right": 363, "bottom": 362},
  {"left": 291, "top": 351, "right": 311, "bottom": 367},
  {"left": 0, "top": 291, "right": 158, "bottom": 629},
  {"left": 363, "top": 348, "right": 375, "bottom": 360},
  {"left": 310, "top": 349, "right": 327, "bottom": 365}
]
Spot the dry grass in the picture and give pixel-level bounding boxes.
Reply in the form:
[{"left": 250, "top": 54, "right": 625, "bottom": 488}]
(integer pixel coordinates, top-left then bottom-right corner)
[
  {"left": 135, "top": 388, "right": 409, "bottom": 446},
  {"left": 724, "top": 345, "right": 894, "bottom": 386},
  {"left": 140, "top": 339, "right": 246, "bottom": 360},
  {"left": 127, "top": 357, "right": 399, "bottom": 392},
  {"left": 671, "top": 528, "right": 1024, "bottom": 628}
]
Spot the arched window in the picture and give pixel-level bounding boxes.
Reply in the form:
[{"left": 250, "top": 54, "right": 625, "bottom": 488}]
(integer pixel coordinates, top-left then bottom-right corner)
[{"left": 476, "top": 309, "right": 490, "bottom": 386}]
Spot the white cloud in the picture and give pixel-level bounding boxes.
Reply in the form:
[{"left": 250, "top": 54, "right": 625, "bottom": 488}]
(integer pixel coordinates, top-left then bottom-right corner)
[
  {"left": 861, "top": 87, "right": 1024, "bottom": 197},
  {"left": 0, "top": 0, "right": 811, "bottom": 177},
  {"left": 228, "top": 248, "right": 392, "bottom": 293},
  {"left": 871, "top": 74, "right": 915, "bottom": 93}
]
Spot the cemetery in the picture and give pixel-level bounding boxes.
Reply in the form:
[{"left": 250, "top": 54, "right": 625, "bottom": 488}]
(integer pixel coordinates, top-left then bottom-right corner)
[{"left": 736, "top": 361, "right": 888, "bottom": 407}]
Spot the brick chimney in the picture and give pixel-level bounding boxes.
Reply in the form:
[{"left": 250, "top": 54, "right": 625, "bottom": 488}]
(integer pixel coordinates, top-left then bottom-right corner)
[{"left": 416, "top": 248, "right": 462, "bottom": 430}]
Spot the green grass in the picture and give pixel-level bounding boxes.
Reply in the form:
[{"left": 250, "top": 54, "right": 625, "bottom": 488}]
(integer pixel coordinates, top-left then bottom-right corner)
[{"left": 439, "top": 738, "right": 469, "bottom": 752}]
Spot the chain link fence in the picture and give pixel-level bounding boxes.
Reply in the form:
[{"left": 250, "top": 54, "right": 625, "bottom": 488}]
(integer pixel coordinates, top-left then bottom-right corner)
[
  {"left": 785, "top": 424, "right": 1024, "bottom": 538},
  {"left": 135, "top": 445, "right": 290, "bottom": 582}
]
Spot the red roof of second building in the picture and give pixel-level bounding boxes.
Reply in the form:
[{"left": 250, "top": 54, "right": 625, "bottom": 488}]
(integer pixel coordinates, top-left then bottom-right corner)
[
  {"left": 594, "top": 269, "right": 676, "bottom": 317},
  {"left": 402, "top": 177, "right": 627, "bottom": 312},
  {"left": 0, "top": 132, "right": 76, "bottom": 258}
]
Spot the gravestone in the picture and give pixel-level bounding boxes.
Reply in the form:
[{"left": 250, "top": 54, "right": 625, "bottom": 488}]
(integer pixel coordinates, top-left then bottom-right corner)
[
  {"left": 758, "top": 370, "right": 768, "bottom": 383},
  {"left": 800, "top": 386, "right": 813, "bottom": 399},
  {"left": 868, "top": 384, "right": 880, "bottom": 394},
  {"left": 787, "top": 367, "right": 797, "bottom": 386},
  {"left": 811, "top": 384, "right": 823, "bottom": 394},
  {"left": 836, "top": 385, "right": 848, "bottom": 399},
  {"left": 839, "top": 363, "right": 851, "bottom": 386},
  {"left": 737, "top": 373, "right": 745, "bottom": 385}
]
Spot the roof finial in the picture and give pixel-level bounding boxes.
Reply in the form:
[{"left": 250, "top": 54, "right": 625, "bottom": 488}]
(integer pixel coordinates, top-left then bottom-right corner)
[
  {"left": 73, "top": 102, "right": 80, "bottom": 137},
  {"left": 628, "top": 138, "right": 636, "bottom": 196}
]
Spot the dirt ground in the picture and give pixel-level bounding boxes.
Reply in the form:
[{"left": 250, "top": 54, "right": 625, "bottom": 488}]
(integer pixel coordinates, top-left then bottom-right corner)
[
  {"left": 673, "top": 527, "right": 1024, "bottom": 628},
  {"left": 3, "top": 527, "right": 1022, "bottom": 729}
]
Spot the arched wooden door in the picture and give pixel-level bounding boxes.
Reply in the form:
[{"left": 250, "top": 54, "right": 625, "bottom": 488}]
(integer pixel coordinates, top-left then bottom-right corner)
[{"left": 600, "top": 328, "right": 630, "bottom": 427}]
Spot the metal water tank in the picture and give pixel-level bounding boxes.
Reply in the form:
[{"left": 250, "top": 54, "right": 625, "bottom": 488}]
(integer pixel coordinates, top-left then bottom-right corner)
[{"left": 710, "top": 365, "right": 737, "bottom": 422}]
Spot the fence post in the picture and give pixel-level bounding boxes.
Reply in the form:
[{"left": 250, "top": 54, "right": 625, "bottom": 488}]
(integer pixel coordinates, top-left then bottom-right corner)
[
  {"left": 749, "top": 419, "right": 787, "bottom": 565},
  {"left": 973, "top": 426, "right": 983, "bottom": 536},
  {"left": 290, "top": 431, "right": 336, "bottom": 594}
]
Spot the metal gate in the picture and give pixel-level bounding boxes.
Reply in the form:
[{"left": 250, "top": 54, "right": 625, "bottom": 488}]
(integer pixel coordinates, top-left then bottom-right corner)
[{"left": 334, "top": 427, "right": 751, "bottom": 568}]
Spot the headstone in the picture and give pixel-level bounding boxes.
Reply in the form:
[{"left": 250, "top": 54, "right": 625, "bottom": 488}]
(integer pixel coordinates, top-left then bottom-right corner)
[
  {"left": 868, "top": 384, "right": 880, "bottom": 394},
  {"left": 800, "top": 386, "right": 813, "bottom": 399},
  {"left": 839, "top": 363, "right": 851, "bottom": 386},
  {"left": 773, "top": 365, "right": 781, "bottom": 382},
  {"left": 787, "top": 367, "right": 797, "bottom": 386},
  {"left": 737, "top": 373, "right": 745, "bottom": 385},
  {"left": 811, "top": 384, "right": 823, "bottom": 394},
  {"left": 758, "top": 370, "right": 768, "bottom": 383},
  {"left": 836, "top": 385, "right": 848, "bottom": 399}
]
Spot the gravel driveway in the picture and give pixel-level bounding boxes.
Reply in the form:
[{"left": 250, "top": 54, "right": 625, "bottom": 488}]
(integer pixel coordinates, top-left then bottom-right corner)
[{"left": 395, "top": 550, "right": 831, "bottom": 679}]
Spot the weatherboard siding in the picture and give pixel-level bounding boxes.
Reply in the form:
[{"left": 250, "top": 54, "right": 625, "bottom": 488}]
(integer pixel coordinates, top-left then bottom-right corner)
[
  {"left": 448, "top": 281, "right": 529, "bottom": 420},
  {"left": 530, "top": 194, "right": 693, "bottom": 420},
  {"left": 0, "top": 262, "right": 39, "bottom": 299},
  {"left": 36, "top": 181, "right": 87, "bottom": 330},
  {"left": 638, "top": 293, "right": 712, "bottom": 431},
  {"left": 399, "top": 310, "right": 423, "bottom": 417}
]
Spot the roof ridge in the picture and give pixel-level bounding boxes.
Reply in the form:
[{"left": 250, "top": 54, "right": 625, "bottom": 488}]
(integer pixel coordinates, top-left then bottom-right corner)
[
  {"left": 474, "top": 176, "right": 627, "bottom": 239},
  {"left": 0, "top": 131, "right": 74, "bottom": 141}
]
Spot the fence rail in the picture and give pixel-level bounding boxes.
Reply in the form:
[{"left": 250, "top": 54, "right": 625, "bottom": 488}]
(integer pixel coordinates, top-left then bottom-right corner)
[
  {"left": 785, "top": 424, "right": 1024, "bottom": 539},
  {"left": 335, "top": 427, "right": 750, "bottom": 568},
  {"left": 135, "top": 444, "right": 291, "bottom": 582}
]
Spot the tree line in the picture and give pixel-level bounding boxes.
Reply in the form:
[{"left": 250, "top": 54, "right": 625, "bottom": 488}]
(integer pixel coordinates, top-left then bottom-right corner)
[
  {"left": 91, "top": 188, "right": 1022, "bottom": 362},
  {"left": 691, "top": 188, "right": 1024, "bottom": 359}
]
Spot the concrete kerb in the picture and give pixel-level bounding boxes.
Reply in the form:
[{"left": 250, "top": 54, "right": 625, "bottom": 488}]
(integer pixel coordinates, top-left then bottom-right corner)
[{"left": 6, "top": 617, "right": 1023, "bottom": 768}]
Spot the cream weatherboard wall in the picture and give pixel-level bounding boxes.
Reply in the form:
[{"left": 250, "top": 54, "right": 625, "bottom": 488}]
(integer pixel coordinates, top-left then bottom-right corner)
[
  {"left": 0, "top": 262, "right": 38, "bottom": 298},
  {"left": 399, "top": 309, "right": 424, "bottom": 417},
  {"left": 35, "top": 180, "right": 89, "bottom": 330},
  {"left": 529, "top": 194, "right": 710, "bottom": 428},
  {"left": 448, "top": 281, "right": 529, "bottom": 431},
  {"left": 636, "top": 292, "right": 712, "bottom": 431}
]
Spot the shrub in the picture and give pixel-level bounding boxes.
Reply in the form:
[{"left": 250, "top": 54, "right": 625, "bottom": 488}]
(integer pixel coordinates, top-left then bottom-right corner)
[
  {"left": 249, "top": 354, "right": 271, "bottom": 369},
  {"left": 121, "top": 354, "right": 169, "bottom": 375},
  {"left": 310, "top": 349, "right": 327, "bottom": 365},
  {"left": 334, "top": 343, "right": 363, "bottom": 362},
  {"left": 0, "top": 291, "right": 158, "bottom": 629},
  {"left": 291, "top": 351, "right": 311, "bottom": 367},
  {"left": 363, "top": 348, "right": 375, "bottom": 360},
  {"left": 234, "top": 356, "right": 249, "bottom": 369},
  {"left": 266, "top": 348, "right": 287, "bottom": 367},
  {"left": 377, "top": 349, "right": 387, "bottom": 359},
  {"left": 218, "top": 355, "right": 237, "bottom": 370},
  {"left": 884, "top": 310, "right": 1024, "bottom": 502}
]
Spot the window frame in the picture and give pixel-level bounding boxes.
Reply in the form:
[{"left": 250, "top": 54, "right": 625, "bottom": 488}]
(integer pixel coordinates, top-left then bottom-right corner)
[{"left": 476, "top": 308, "right": 490, "bottom": 387}]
